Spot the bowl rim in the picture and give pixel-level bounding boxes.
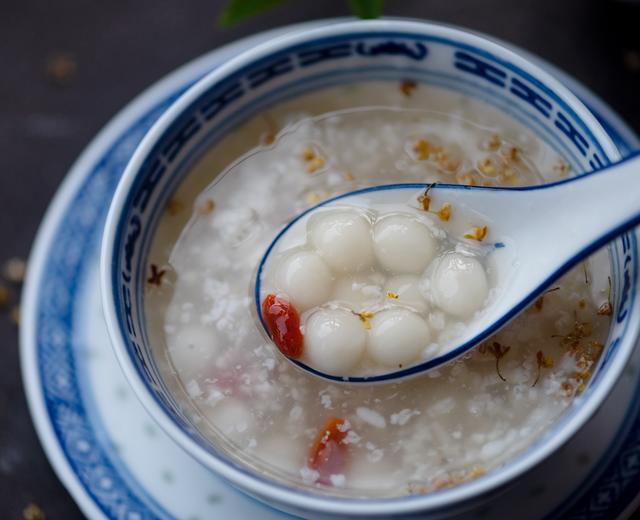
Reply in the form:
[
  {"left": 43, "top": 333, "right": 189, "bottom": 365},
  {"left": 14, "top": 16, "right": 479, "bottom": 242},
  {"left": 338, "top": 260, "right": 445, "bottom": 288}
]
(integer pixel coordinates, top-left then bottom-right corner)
[{"left": 101, "top": 18, "right": 636, "bottom": 516}]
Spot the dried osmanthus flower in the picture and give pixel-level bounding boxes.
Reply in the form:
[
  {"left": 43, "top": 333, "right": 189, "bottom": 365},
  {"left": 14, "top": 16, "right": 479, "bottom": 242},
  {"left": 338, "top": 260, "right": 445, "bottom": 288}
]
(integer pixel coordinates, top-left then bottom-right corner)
[
  {"left": 502, "top": 146, "right": 520, "bottom": 163},
  {"left": 560, "top": 382, "right": 574, "bottom": 397},
  {"left": 417, "top": 185, "right": 452, "bottom": 221},
  {"left": 400, "top": 79, "right": 417, "bottom": 97},
  {"left": 553, "top": 159, "right": 571, "bottom": 177},
  {"left": 434, "top": 148, "right": 460, "bottom": 173},
  {"left": 417, "top": 187, "right": 432, "bottom": 211},
  {"left": 305, "top": 190, "right": 330, "bottom": 205},
  {"left": 196, "top": 198, "right": 215, "bottom": 216},
  {"left": 533, "top": 286, "right": 560, "bottom": 312},
  {"left": 532, "top": 350, "right": 554, "bottom": 387},
  {"left": 485, "top": 134, "right": 501, "bottom": 152},
  {"left": 553, "top": 318, "right": 593, "bottom": 351},
  {"left": 354, "top": 310, "right": 375, "bottom": 330},
  {"left": 147, "top": 264, "right": 166, "bottom": 287},
  {"left": 456, "top": 171, "right": 478, "bottom": 186},
  {"left": 413, "top": 139, "right": 431, "bottom": 161},
  {"left": 302, "top": 147, "right": 326, "bottom": 174},
  {"left": 166, "top": 198, "right": 184, "bottom": 216},
  {"left": 478, "top": 157, "right": 496, "bottom": 176},
  {"left": 435, "top": 203, "right": 452, "bottom": 222},
  {"left": 464, "top": 225, "right": 488, "bottom": 242},
  {"left": 582, "top": 262, "right": 590, "bottom": 285},
  {"left": 412, "top": 139, "right": 460, "bottom": 173},
  {"left": 479, "top": 341, "right": 511, "bottom": 382}
]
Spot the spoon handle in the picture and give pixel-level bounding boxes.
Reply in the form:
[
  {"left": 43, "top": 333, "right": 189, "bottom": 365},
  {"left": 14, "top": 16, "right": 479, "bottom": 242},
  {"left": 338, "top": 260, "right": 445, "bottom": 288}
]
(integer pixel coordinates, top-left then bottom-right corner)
[
  {"left": 535, "top": 152, "right": 640, "bottom": 256},
  {"left": 508, "top": 151, "right": 640, "bottom": 289}
]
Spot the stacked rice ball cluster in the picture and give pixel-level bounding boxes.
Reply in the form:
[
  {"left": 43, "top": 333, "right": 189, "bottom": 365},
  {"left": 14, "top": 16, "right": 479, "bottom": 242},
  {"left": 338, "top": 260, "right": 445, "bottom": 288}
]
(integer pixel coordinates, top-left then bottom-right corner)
[{"left": 262, "top": 206, "right": 489, "bottom": 376}]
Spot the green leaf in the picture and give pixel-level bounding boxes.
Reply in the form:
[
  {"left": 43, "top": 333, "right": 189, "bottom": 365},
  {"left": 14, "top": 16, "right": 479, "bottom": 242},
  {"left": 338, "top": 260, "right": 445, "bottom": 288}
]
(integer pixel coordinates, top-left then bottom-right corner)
[
  {"left": 348, "top": 0, "right": 383, "bottom": 19},
  {"left": 220, "top": 0, "right": 287, "bottom": 26}
]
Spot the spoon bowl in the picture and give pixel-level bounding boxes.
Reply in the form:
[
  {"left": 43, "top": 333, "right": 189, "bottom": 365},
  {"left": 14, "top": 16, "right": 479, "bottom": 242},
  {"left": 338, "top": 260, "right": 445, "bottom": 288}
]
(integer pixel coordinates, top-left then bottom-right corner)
[{"left": 257, "top": 151, "right": 640, "bottom": 382}]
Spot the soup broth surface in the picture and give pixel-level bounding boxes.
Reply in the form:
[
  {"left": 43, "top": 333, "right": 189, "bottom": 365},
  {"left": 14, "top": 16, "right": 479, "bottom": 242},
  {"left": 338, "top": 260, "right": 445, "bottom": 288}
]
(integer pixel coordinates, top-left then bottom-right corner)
[{"left": 145, "top": 82, "right": 611, "bottom": 497}]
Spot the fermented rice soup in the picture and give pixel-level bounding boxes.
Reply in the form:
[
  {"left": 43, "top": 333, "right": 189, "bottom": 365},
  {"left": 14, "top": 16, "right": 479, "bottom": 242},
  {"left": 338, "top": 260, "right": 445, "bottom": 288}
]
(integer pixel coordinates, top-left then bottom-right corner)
[{"left": 145, "top": 82, "right": 612, "bottom": 497}]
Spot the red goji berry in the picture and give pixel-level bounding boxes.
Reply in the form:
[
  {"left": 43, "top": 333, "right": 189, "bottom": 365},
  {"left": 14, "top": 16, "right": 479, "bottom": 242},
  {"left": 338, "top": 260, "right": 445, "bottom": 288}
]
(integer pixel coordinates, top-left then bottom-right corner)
[
  {"left": 261, "top": 294, "right": 304, "bottom": 358},
  {"left": 308, "top": 417, "right": 349, "bottom": 481}
]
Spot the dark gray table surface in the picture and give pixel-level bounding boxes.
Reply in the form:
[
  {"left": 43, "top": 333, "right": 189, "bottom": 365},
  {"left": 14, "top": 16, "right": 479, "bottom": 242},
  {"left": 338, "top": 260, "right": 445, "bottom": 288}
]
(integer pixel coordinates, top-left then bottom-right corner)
[{"left": 2, "top": 1, "right": 639, "bottom": 518}]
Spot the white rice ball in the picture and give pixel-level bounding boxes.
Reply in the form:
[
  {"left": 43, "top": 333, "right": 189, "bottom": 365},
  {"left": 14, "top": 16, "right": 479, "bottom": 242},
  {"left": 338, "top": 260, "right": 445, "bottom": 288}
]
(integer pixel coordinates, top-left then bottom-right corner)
[
  {"left": 308, "top": 210, "right": 374, "bottom": 272},
  {"left": 373, "top": 214, "right": 437, "bottom": 274},
  {"left": 204, "top": 397, "right": 254, "bottom": 437},
  {"left": 367, "top": 309, "right": 430, "bottom": 368},
  {"left": 254, "top": 434, "right": 305, "bottom": 473},
  {"left": 167, "top": 325, "right": 216, "bottom": 377},
  {"left": 275, "top": 250, "right": 333, "bottom": 311},
  {"left": 305, "top": 308, "right": 367, "bottom": 375},
  {"left": 431, "top": 252, "right": 488, "bottom": 317}
]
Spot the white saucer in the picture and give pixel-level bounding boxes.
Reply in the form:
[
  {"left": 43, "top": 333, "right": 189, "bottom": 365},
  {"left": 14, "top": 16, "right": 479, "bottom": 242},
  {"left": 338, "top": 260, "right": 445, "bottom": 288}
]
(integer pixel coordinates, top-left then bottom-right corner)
[{"left": 20, "top": 20, "right": 640, "bottom": 520}]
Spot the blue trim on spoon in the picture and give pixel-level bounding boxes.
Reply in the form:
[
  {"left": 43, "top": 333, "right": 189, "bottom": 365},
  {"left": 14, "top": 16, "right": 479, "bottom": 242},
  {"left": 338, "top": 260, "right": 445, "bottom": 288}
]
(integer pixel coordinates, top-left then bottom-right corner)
[{"left": 256, "top": 150, "right": 640, "bottom": 383}]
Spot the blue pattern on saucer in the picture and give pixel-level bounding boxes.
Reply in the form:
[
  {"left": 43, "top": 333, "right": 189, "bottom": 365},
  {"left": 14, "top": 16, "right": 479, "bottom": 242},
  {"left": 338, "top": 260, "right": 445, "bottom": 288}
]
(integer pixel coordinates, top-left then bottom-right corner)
[{"left": 37, "top": 95, "right": 183, "bottom": 519}]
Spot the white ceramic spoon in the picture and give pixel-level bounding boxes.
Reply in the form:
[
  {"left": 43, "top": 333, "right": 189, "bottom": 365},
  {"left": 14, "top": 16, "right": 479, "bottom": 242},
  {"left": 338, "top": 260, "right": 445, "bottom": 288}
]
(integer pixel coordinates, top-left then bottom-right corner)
[{"left": 256, "top": 152, "right": 640, "bottom": 382}]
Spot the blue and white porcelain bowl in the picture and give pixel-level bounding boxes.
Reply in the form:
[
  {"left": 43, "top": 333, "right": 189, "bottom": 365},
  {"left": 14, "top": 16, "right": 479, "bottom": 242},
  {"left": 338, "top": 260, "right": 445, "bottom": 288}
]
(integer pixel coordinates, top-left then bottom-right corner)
[{"left": 101, "top": 19, "right": 640, "bottom": 518}]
